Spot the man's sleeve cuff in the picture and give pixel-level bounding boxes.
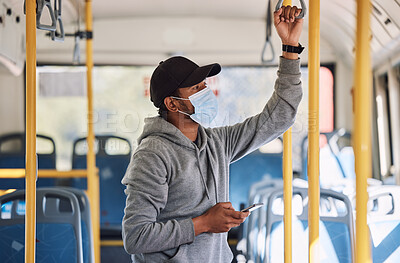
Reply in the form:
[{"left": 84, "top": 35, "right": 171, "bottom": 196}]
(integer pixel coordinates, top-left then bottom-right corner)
[
  {"left": 178, "top": 218, "right": 196, "bottom": 244},
  {"left": 279, "top": 56, "right": 301, "bottom": 75}
]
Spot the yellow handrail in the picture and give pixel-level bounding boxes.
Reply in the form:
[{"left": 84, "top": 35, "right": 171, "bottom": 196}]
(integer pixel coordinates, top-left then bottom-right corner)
[
  {"left": 283, "top": 128, "right": 293, "bottom": 263},
  {"left": 0, "top": 189, "right": 17, "bottom": 196},
  {"left": 354, "top": 0, "right": 372, "bottom": 262},
  {"left": 100, "top": 240, "right": 124, "bottom": 246},
  {"left": 282, "top": 1, "right": 293, "bottom": 262},
  {"left": 308, "top": 0, "right": 320, "bottom": 262},
  {"left": 25, "top": 0, "right": 37, "bottom": 262},
  {"left": 0, "top": 169, "right": 93, "bottom": 178},
  {"left": 85, "top": 0, "right": 100, "bottom": 262}
]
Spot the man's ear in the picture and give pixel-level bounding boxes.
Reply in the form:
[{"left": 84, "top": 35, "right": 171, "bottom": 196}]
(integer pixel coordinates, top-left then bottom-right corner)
[{"left": 164, "top": 97, "right": 179, "bottom": 112}]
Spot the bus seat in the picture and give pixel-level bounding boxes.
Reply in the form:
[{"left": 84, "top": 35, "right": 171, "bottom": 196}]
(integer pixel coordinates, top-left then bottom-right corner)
[
  {"left": 236, "top": 179, "right": 273, "bottom": 257},
  {"left": 237, "top": 178, "right": 308, "bottom": 261},
  {"left": 264, "top": 187, "right": 354, "bottom": 263},
  {"left": 301, "top": 130, "right": 354, "bottom": 187},
  {"left": 0, "top": 133, "right": 57, "bottom": 189},
  {"left": 71, "top": 135, "right": 131, "bottom": 232},
  {"left": 0, "top": 188, "right": 84, "bottom": 263},
  {"left": 336, "top": 147, "right": 355, "bottom": 179},
  {"left": 319, "top": 146, "right": 346, "bottom": 187},
  {"left": 368, "top": 185, "right": 400, "bottom": 263},
  {"left": 329, "top": 130, "right": 354, "bottom": 179},
  {"left": 59, "top": 187, "right": 95, "bottom": 263},
  {"left": 246, "top": 183, "right": 281, "bottom": 263}
]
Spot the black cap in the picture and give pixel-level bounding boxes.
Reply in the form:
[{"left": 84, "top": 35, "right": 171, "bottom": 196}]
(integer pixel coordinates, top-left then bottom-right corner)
[{"left": 150, "top": 56, "right": 221, "bottom": 108}]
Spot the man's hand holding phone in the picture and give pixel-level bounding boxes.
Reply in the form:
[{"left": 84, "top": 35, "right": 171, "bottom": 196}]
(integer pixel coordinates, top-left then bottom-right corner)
[{"left": 192, "top": 202, "right": 250, "bottom": 236}]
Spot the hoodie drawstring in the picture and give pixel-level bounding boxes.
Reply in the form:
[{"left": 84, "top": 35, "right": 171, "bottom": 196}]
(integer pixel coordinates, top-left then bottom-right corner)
[
  {"left": 206, "top": 152, "right": 219, "bottom": 203},
  {"left": 195, "top": 150, "right": 210, "bottom": 200}
]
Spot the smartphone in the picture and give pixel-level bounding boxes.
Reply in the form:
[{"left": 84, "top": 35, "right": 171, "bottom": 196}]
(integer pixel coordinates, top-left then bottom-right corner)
[{"left": 241, "top": 203, "right": 264, "bottom": 212}]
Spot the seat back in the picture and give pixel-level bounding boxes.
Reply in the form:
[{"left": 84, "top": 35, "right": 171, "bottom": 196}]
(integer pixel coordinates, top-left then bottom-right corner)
[
  {"left": 0, "top": 133, "right": 57, "bottom": 189},
  {"left": 245, "top": 184, "right": 280, "bottom": 263},
  {"left": 241, "top": 178, "right": 307, "bottom": 260},
  {"left": 71, "top": 135, "right": 131, "bottom": 231},
  {"left": 0, "top": 188, "right": 83, "bottom": 263},
  {"left": 368, "top": 185, "right": 400, "bottom": 263},
  {"left": 301, "top": 130, "right": 354, "bottom": 187},
  {"left": 235, "top": 178, "right": 281, "bottom": 257},
  {"left": 301, "top": 132, "right": 338, "bottom": 179},
  {"left": 328, "top": 130, "right": 354, "bottom": 179},
  {"left": 265, "top": 187, "right": 354, "bottom": 263},
  {"left": 59, "top": 187, "right": 95, "bottom": 263}
]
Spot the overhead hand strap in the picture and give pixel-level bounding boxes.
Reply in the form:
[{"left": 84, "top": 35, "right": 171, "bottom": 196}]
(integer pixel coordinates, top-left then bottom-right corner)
[
  {"left": 261, "top": 0, "right": 275, "bottom": 63},
  {"left": 51, "top": 0, "right": 65, "bottom": 42},
  {"left": 36, "top": 0, "right": 57, "bottom": 31},
  {"left": 69, "top": 31, "right": 93, "bottom": 64},
  {"left": 275, "top": 0, "right": 307, "bottom": 19},
  {"left": 73, "top": 35, "right": 81, "bottom": 64}
]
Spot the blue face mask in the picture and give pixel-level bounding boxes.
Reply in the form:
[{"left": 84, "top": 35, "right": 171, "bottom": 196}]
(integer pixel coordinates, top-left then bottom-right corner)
[{"left": 171, "top": 87, "right": 218, "bottom": 126}]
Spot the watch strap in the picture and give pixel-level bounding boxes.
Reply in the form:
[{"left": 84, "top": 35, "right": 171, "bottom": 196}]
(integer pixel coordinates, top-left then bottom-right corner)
[{"left": 282, "top": 43, "right": 305, "bottom": 54}]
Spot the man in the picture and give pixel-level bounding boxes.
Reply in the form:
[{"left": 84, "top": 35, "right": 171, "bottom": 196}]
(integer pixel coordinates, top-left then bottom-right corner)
[{"left": 122, "top": 6, "right": 304, "bottom": 262}]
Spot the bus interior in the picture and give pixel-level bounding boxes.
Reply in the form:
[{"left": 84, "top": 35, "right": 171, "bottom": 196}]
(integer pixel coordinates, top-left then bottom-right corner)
[{"left": 1, "top": 0, "right": 400, "bottom": 262}]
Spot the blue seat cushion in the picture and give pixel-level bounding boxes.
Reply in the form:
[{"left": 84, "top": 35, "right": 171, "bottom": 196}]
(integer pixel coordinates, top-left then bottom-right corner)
[{"left": 0, "top": 223, "right": 78, "bottom": 263}]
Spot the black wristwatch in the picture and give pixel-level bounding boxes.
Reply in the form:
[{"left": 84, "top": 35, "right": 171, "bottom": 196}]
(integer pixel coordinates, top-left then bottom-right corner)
[{"left": 282, "top": 43, "right": 305, "bottom": 54}]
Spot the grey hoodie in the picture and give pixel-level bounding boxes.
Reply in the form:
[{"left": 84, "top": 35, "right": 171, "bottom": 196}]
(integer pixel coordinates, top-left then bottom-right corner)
[{"left": 122, "top": 57, "right": 302, "bottom": 263}]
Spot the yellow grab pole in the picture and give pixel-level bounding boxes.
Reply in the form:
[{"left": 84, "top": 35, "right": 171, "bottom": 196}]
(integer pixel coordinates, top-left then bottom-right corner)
[
  {"left": 308, "top": 0, "right": 320, "bottom": 262},
  {"left": 85, "top": 0, "right": 100, "bottom": 262},
  {"left": 25, "top": 0, "right": 37, "bottom": 262},
  {"left": 282, "top": 1, "right": 293, "bottom": 262},
  {"left": 353, "top": 0, "right": 372, "bottom": 262},
  {"left": 0, "top": 168, "right": 97, "bottom": 178},
  {"left": 283, "top": 128, "right": 293, "bottom": 263},
  {"left": 100, "top": 240, "right": 124, "bottom": 246}
]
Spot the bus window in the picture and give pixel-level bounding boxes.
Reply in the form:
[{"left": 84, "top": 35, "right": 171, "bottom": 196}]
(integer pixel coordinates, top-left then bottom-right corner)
[
  {"left": 387, "top": 65, "right": 400, "bottom": 184},
  {"left": 36, "top": 65, "right": 334, "bottom": 174},
  {"left": 375, "top": 73, "right": 393, "bottom": 180}
]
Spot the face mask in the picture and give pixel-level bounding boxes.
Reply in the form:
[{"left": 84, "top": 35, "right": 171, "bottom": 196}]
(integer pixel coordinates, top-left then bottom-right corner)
[{"left": 171, "top": 87, "right": 218, "bottom": 126}]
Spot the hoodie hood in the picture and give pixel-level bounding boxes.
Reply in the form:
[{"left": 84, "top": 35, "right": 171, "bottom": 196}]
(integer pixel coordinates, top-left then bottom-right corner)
[{"left": 138, "top": 116, "right": 208, "bottom": 151}]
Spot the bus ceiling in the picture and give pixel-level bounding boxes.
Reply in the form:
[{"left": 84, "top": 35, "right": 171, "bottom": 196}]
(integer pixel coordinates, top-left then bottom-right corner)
[{"left": 0, "top": 0, "right": 400, "bottom": 67}]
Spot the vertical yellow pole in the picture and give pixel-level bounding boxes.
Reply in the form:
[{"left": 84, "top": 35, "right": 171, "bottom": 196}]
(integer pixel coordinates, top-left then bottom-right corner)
[
  {"left": 308, "top": 0, "right": 320, "bottom": 262},
  {"left": 283, "top": 129, "right": 293, "bottom": 263},
  {"left": 282, "top": 1, "right": 293, "bottom": 262},
  {"left": 85, "top": 0, "right": 100, "bottom": 262},
  {"left": 25, "top": 0, "right": 37, "bottom": 262},
  {"left": 354, "top": 0, "right": 372, "bottom": 262}
]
